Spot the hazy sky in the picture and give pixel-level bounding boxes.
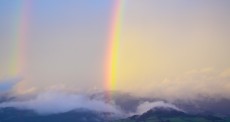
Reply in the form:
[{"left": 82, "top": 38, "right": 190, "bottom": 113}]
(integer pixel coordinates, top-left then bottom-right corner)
[{"left": 0, "top": 0, "right": 230, "bottom": 99}]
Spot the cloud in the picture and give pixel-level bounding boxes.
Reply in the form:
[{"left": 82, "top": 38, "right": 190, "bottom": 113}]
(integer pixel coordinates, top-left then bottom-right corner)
[
  {"left": 0, "top": 92, "right": 123, "bottom": 115},
  {"left": 220, "top": 68, "right": 230, "bottom": 78},
  {"left": 134, "top": 101, "right": 183, "bottom": 115},
  {"left": 0, "top": 77, "right": 21, "bottom": 92},
  {"left": 143, "top": 68, "right": 230, "bottom": 100}
]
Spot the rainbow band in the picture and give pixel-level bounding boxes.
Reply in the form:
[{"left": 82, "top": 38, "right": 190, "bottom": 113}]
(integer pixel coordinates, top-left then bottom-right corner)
[
  {"left": 105, "top": 0, "right": 124, "bottom": 92},
  {"left": 9, "top": 0, "right": 30, "bottom": 77}
]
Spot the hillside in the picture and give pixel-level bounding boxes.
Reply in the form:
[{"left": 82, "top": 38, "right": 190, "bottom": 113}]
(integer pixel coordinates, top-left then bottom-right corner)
[{"left": 115, "top": 107, "right": 230, "bottom": 122}]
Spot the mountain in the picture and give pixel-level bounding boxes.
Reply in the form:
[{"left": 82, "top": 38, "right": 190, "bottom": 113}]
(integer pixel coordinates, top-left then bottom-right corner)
[
  {"left": 115, "top": 107, "right": 230, "bottom": 122},
  {"left": 1, "top": 92, "right": 230, "bottom": 122},
  {"left": 1, "top": 106, "right": 229, "bottom": 122},
  {"left": 3, "top": 91, "right": 230, "bottom": 116},
  {"left": 0, "top": 107, "right": 114, "bottom": 122},
  {"left": 91, "top": 91, "right": 230, "bottom": 116}
]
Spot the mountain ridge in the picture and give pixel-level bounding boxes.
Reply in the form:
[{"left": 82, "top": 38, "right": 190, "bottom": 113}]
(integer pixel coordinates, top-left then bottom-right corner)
[{"left": 115, "top": 106, "right": 229, "bottom": 122}]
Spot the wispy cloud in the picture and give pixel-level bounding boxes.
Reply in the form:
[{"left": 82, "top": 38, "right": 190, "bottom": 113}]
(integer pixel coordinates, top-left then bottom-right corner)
[
  {"left": 133, "top": 101, "right": 183, "bottom": 115},
  {"left": 144, "top": 68, "right": 230, "bottom": 100}
]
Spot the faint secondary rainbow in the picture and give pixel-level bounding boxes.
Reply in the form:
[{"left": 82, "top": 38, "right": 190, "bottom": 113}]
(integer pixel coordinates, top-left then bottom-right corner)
[
  {"left": 9, "top": 1, "right": 31, "bottom": 78},
  {"left": 105, "top": 1, "right": 124, "bottom": 93}
]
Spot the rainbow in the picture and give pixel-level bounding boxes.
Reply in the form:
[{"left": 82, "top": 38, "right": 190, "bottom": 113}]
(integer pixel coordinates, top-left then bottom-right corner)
[
  {"left": 9, "top": 0, "right": 31, "bottom": 78},
  {"left": 105, "top": 1, "right": 124, "bottom": 94}
]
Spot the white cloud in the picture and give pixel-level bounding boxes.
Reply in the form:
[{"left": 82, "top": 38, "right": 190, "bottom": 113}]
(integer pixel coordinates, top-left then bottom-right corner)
[{"left": 134, "top": 101, "right": 183, "bottom": 115}]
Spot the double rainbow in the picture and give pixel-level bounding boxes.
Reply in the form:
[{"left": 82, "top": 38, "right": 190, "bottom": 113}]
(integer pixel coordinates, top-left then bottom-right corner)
[{"left": 7, "top": 0, "right": 123, "bottom": 94}]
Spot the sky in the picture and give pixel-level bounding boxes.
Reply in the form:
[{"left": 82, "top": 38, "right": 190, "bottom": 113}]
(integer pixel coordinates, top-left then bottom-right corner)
[{"left": 0, "top": 0, "right": 230, "bottom": 99}]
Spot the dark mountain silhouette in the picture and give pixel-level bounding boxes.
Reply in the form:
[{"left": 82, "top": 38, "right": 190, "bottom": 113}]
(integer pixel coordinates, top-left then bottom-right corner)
[
  {"left": 115, "top": 107, "right": 230, "bottom": 122},
  {"left": 0, "top": 107, "right": 112, "bottom": 122}
]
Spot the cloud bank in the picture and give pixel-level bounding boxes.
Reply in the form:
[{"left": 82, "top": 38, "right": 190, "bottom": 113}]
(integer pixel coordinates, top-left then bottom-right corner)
[
  {"left": 140, "top": 68, "right": 230, "bottom": 100},
  {"left": 0, "top": 92, "right": 122, "bottom": 115}
]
